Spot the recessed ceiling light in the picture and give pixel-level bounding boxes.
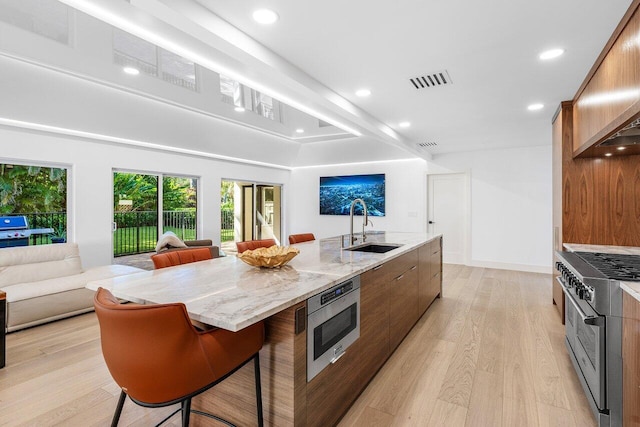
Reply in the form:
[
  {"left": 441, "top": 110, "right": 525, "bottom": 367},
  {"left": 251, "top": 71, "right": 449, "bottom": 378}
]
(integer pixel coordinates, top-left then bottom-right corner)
[
  {"left": 295, "top": 128, "right": 304, "bottom": 134},
  {"left": 527, "top": 103, "right": 544, "bottom": 111},
  {"left": 539, "top": 48, "right": 565, "bottom": 60},
  {"left": 605, "top": 153, "right": 613, "bottom": 157},
  {"left": 252, "top": 9, "right": 279, "bottom": 24},
  {"left": 123, "top": 66, "right": 140, "bottom": 76},
  {"left": 355, "top": 89, "right": 371, "bottom": 97},
  {"left": 234, "top": 106, "right": 245, "bottom": 112},
  {"left": 398, "top": 121, "right": 411, "bottom": 128},
  {"left": 617, "top": 146, "right": 627, "bottom": 151}
]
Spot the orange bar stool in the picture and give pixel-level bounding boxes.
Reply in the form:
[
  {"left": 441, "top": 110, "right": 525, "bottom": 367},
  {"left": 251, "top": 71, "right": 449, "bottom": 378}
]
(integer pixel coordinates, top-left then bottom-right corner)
[
  {"left": 236, "top": 239, "right": 276, "bottom": 254},
  {"left": 94, "top": 287, "right": 265, "bottom": 427},
  {"left": 288, "top": 233, "right": 316, "bottom": 244},
  {"left": 151, "top": 247, "right": 212, "bottom": 269}
]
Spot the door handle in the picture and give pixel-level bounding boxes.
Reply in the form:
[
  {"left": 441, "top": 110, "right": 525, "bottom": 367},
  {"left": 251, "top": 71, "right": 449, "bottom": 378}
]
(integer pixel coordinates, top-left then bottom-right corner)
[{"left": 428, "top": 221, "right": 435, "bottom": 224}]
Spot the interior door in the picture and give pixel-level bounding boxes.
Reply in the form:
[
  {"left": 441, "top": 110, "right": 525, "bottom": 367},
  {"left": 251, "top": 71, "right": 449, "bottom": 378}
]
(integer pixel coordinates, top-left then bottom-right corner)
[{"left": 427, "top": 173, "right": 468, "bottom": 264}]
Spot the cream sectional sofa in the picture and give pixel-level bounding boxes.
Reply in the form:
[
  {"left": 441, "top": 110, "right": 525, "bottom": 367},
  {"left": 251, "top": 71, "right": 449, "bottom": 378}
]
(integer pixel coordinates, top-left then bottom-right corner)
[{"left": 0, "top": 243, "right": 144, "bottom": 332}]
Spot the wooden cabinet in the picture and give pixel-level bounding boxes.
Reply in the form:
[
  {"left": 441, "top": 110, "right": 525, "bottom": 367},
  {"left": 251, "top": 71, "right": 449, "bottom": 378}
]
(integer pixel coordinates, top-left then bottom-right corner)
[
  {"left": 306, "top": 243, "right": 440, "bottom": 425},
  {"left": 389, "top": 265, "right": 418, "bottom": 351},
  {"left": 306, "top": 340, "right": 363, "bottom": 427},
  {"left": 389, "top": 250, "right": 419, "bottom": 351},
  {"left": 551, "top": 105, "right": 568, "bottom": 323},
  {"left": 572, "top": 3, "right": 640, "bottom": 156},
  {"left": 359, "top": 264, "right": 390, "bottom": 383},
  {"left": 418, "top": 237, "right": 442, "bottom": 316},
  {"left": 623, "top": 291, "right": 640, "bottom": 427}
]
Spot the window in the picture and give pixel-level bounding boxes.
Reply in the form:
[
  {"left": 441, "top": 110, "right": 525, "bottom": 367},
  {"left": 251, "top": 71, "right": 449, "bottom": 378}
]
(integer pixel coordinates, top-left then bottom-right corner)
[
  {"left": 0, "top": 163, "right": 67, "bottom": 245},
  {"left": 113, "top": 28, "right": 197, "bottom": 91},
  {"left": 0, "top": 0, "right": 70, "bottom": 44}
]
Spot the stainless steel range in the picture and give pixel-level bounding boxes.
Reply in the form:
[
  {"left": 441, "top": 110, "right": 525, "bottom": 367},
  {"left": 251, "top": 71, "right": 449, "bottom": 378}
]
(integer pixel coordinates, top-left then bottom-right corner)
[{"left": 555, "top": 251, "right": 640, "bottom": 427}]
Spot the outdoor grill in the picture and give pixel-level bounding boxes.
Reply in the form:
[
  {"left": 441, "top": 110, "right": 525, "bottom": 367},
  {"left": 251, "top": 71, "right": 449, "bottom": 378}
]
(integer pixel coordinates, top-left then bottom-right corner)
[{"left": 0, "top": 216, "right": 54, "bottom": 248}]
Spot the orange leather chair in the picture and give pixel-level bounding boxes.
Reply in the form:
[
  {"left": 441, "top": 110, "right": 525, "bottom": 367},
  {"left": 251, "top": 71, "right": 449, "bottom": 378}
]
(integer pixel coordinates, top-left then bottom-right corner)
[
  {"left": 151, "top": 247, "right": 212, "bottom": 269},
  {"left": 236, "top": 239, "right": 276, "bottom": 254},
  {"left": 94, "top": 287, "right": 265, "bottom": 426},
  {"left": 288, "top": 233, "right": 316, "bottom": 244}
]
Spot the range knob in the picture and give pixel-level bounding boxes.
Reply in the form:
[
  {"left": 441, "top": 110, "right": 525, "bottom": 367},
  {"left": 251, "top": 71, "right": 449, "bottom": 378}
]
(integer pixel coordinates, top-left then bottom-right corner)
[{"left": 578, "top": 288, "right": 585, "bottom": 299}]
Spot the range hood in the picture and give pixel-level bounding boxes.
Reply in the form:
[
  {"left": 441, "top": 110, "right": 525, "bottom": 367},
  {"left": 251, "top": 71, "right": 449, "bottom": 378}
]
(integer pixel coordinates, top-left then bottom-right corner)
[{"left": 599, "top": 119, "right": 640, "bottom": 147}]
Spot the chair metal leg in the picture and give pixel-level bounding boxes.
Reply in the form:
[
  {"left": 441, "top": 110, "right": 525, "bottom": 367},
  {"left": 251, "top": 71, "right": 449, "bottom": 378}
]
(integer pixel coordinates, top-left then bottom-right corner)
[
  {"left": 182, "top": 398, "right": 191, "bottom": 427},
  {"left": 111, "top": 390, "right": 127, "bottom": 427},
  {"left": 254, "top": 354, "right": 264, "bottom": 427}
]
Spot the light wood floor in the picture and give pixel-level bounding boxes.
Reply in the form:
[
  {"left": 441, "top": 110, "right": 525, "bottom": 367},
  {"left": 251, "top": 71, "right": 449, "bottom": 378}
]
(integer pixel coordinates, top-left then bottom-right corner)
[{"left": 1, "top": 265, "right": 596, "bottom": 426}]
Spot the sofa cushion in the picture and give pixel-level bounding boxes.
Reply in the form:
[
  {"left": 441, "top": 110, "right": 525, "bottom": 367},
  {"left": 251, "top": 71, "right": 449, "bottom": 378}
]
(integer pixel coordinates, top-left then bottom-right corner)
[
  {"left": 155, "top": 231, "right": 187, "bottom": 252},
  {"left": 2, "top": 264, "right": 143, "bottom": 303},
  {"left": 0, "top": 243, "right": 83, "bottom": 286}
]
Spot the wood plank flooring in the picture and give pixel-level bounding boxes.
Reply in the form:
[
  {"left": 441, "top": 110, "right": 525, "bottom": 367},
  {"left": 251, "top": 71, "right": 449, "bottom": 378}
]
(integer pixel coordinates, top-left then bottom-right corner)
[
  {"left": 0, "top": 265, "right": 596, "bottom": 426},
  {"left": 338, "top": 265, "right": 596, "bottom": 427}
]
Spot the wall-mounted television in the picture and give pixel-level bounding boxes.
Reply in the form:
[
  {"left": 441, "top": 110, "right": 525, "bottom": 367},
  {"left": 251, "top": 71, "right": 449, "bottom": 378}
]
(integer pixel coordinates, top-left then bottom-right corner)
[{"left": 319, "top": 174, "right": 385, "bottom": 216}]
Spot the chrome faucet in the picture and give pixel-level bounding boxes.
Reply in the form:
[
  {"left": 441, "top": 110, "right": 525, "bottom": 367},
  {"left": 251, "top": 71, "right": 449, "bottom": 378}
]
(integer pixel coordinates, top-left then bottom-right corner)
[{"left": 349, "top": 198, "right": 370, "bottom": 245}]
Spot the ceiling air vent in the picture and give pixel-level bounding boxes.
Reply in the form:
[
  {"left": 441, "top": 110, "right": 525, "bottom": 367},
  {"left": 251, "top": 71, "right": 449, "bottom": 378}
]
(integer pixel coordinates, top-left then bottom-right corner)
[
  {"left": 417, "top": 142, "right": 438, "bottom": 149},
  {"left": 410, "top": 70, "right": 452, "bottom": 90}
]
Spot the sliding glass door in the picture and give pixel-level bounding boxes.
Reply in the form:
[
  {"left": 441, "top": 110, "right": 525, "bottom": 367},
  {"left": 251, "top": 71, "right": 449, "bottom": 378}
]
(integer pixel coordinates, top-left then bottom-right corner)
[
  {"left": 220, "top": 180, "right": 281, "bottom": 254},
  {"left": 113, "top": 171, "right": 197, "bottom": 257}
]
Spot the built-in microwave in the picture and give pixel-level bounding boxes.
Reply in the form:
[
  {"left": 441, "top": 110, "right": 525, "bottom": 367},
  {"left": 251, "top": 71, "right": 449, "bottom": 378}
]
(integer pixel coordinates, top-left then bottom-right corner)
[{"left": 306, "top": 276, "right": 360, "bottom": 382}]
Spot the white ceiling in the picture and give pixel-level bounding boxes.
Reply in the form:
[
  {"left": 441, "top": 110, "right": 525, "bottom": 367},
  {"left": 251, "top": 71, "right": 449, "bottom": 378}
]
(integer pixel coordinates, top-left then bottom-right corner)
[
  {"left": 191, "top": 0, "right": 632, "bottom": 155},
  {"left": 6, "top": 0, "right": 634, "bottom": 166}
]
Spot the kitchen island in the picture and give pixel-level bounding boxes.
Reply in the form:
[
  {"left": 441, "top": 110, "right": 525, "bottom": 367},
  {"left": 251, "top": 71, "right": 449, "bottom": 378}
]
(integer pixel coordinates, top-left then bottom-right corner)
[{"left": 88, "top": 232, "right": 443, "bottom": 426}]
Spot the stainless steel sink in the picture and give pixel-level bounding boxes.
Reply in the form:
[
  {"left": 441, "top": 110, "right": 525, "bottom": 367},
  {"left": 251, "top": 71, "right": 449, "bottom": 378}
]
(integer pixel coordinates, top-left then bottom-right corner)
[{"left": 344, "top": 243, "right": 402, "bottom": 253}]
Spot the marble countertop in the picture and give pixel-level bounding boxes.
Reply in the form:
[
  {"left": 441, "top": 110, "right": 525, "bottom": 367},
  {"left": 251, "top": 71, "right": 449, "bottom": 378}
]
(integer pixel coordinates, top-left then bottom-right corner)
[
  {"left": 621, "top": 282, "right": 640, "bottom": 303},
  {"left": 563, "top": 243, "right": 640, "bottom": 255},
  {"left": 87, "top": 232, "right": 441, "bottom": 331}
]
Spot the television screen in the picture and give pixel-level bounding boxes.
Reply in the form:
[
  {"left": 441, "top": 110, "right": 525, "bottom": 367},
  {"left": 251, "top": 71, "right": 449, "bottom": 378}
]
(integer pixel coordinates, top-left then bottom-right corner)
[{"left": 319, "top": 174, "right": 385, "bottom": 216}]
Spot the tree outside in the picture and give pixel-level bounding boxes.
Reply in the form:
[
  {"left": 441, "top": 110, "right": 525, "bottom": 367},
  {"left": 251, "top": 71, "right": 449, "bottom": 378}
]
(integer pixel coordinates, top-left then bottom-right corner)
[{"left": 0, "top": 163, "right": 67, "bottom": 242}]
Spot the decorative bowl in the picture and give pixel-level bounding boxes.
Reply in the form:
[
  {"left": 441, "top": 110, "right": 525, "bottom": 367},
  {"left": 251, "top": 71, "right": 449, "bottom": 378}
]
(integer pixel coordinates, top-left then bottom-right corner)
[{"left": 237, "top": 245, "right": 300, "bottom": 268}]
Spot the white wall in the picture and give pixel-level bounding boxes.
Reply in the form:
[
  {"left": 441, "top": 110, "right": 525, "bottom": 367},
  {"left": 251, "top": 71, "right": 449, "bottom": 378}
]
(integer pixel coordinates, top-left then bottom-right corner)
[
  {"left": 1, "top": 126, "right": 290, "bottom": 268},
  {"left": 428, "top": 145, "right": 552, "bottom": 272},
  {"left": 289, "top": 159, "right": 429, "bottom": 239},
  {"left": 289, "top": 146, "right": 552, "bottom": 273}
]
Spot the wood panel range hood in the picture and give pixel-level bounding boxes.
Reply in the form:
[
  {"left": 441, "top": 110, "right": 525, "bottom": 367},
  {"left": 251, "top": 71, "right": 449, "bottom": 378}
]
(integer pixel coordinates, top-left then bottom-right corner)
[{"left": 571, "top": 0, "right": 640, "bottom": 158}]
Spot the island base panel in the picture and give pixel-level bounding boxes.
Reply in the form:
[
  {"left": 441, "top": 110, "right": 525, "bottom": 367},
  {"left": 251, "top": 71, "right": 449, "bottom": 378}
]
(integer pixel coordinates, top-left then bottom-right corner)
[{"left": 192, "top": 301, "right": 307, "bottom": 426}]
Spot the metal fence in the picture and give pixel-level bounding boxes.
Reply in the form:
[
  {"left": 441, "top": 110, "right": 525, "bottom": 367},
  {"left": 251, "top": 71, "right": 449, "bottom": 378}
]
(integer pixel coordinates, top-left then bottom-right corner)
[
  {"left": 17, "top": 210, "right": 230, "bottom": 255},
  {"left": 221, "top": 209, "right": 234, "bottom": 242},
  {"left": 15, "top": 212, "right": 66, "bottom": 245},
  {"left": 113, "top": 210, "right": 197, "bottom": 257}
]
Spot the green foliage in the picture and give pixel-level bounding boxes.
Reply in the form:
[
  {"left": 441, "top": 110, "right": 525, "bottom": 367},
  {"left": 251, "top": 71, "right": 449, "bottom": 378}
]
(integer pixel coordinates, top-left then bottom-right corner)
[
  {"left": 221, "top": 180, "right": 234, "bottom": 211},
  {"left": 113, "top": 173, "right": 195, "bottom": 212},
  {"left": 0, "top": 164, "right": 67, "bottom": 214}
]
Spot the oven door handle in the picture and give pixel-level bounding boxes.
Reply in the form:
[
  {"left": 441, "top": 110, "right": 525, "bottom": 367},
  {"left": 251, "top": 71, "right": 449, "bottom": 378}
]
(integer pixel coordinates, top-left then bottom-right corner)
[{"left": 557, "top": 277, "right": 604, "bottom": 327}]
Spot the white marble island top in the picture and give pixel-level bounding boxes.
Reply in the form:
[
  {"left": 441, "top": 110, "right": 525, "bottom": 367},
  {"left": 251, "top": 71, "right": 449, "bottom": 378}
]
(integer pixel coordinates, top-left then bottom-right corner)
[{"left": 87, "top": 232, "right": 441, "bottom": 331}]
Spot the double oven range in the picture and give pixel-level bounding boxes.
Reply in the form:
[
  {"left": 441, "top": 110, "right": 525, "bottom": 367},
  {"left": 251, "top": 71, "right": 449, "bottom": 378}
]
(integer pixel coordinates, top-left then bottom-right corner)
[{"left": 555, "top": 250, "right": 640, "bottom": 427}]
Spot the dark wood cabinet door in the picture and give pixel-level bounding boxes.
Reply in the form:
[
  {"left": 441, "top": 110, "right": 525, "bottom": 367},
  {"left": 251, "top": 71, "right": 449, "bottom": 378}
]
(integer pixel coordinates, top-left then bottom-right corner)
[
  {"left": 359, "top": 265, "right": 390, "bottom": 386},
  {"left": 623, "top": 292, "right": 640, "bottom": 427},
  {"left": 306, "top": 340, "right": 362, "bottom": 427},
  {"left": 418, "top": 243, "right": 431, "bottom": 315},
  {"left": 389, "top": 263, "right": 419, "bottom": 351}
]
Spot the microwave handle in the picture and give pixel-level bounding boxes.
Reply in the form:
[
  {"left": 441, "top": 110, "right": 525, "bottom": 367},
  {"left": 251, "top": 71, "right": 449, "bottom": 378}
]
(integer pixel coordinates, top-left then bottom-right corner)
[
  {"left": 330, "top": 351, "right": 346, "bottom": 364},
  {"left": 558, "top": 277, "right": 604, "bottom": 326}
]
